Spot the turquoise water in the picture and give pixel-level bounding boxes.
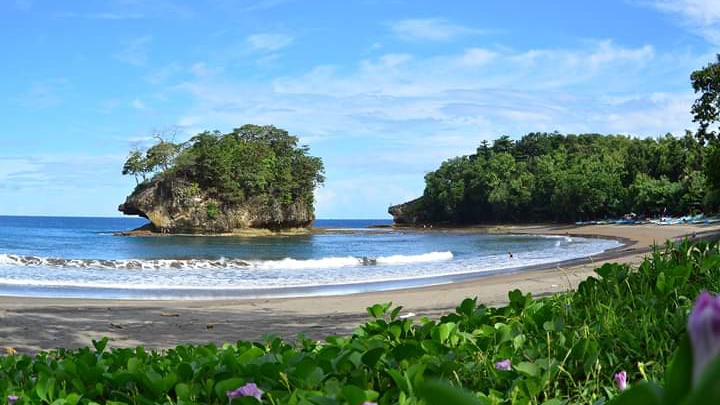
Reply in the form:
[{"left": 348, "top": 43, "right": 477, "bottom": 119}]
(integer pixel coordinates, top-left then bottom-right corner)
[{"left": 0, "top": 216, "right": 621, "bottom": 299}]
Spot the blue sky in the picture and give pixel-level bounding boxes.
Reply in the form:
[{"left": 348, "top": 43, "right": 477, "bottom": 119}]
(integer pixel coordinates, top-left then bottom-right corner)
[{"left": 0, "top": 0, "right": 718, "bottom": 218}]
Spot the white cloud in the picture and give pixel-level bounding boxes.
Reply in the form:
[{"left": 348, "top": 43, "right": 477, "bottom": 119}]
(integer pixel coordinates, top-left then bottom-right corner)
[
  {"left": 18, "top": 78, "right": 70, "bottom": 108},
  {"left": 13, "top": 0, "right": 32, "bottom": 11},
  {"left": 55, "top": 11, "right": 144, "bottom": 20},
  {"left": 315, "top": 175, "right": 420, "bottom": 219},
  {"left": 239, "top": 0, "right": 292, "bottom": 12},
  {"left": 390, "top": 18, "right": 483, "bottom": 41},
  {"left": 0, "top": 154, "right": 134, "bottom": 216},
  {"left": 0, "top": 159, "right": 41, "bottom": 182},
  {"left": 272, "top": 41, "right": 656, "bottom": 97},
  {"left": 163, "top": 40, "right": 699, "bottom": 217},
  {"left": 652, "top": 0, "right": 720, "bottom": 25},
  {"left": 56, "top": 1, "right": 193, "bottom": 21},
  {"left": 456, "top": 48, "right": 497, "bottom": 67},
  {"left": 649, "top": 0, "right": 720, "bottom": 43},
  {"left": 0, "top": 154, "right": 126, "bottom": 191},
  {"left": 144, "top": 63, "right": 184, "bottom": 84},
  {"left": 246, "top": 33, "right": 294, "bottom": 52},
  {"left": 98, "top": 98, "right": 122, "bottom": 114},
  {"left": 114, "top": 36, "right": 152, "bottom": 66},
  {"left": 131, "top": 98, "right": 146, "bottom": 110}
]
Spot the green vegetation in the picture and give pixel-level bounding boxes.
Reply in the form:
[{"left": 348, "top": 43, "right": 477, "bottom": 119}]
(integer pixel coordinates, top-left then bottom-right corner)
[
  {"left": 2, "top": 239, "right": 719, "bottom": 404},
  {"left": 416, "top": 132, "right": 708, "bottom": 223},
  {"left": 395, "top": 55, "right": 720, "bottom": 225},
  {"left": 691, "top": 55, "right": 720, "bottom": 207},
  {"left": 206, "top": 203, "right": 220, "bottom": 220},
  {"left": 122, "top": 125, "right": 325, "bottom": 208}
]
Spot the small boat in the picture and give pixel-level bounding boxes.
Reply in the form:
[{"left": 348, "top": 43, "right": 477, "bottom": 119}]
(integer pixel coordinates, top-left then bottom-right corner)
[{"left": 615, "top": 219, "right": 636, "bottom": 225}]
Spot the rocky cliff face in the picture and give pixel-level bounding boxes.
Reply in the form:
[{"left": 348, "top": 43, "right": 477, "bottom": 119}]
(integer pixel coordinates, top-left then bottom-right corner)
[
  {"left": 388, "top": 197, "right": 425, "bottom": 225},
  {"left": 118, "top": 178, "right": 314, "bottom": 234}
]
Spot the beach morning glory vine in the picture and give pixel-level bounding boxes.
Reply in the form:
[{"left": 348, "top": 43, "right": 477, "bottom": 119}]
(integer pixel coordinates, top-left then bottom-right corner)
[
  {"left": 227, "top": 383, "right": 263, "bottom": 402},
  {"left": 614, "top": 371, "right": 627, "bottom": 391},
  {"left": 495, "top": 359, "right": 512, "bottom": 371},
  {"left": 688, "top": 291, "right": 720, "bottom": 386}
]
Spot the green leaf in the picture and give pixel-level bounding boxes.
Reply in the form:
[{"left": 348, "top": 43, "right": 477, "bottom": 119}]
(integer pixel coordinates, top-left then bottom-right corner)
[
  {"left": 458, "top": 298, "right": 476, "bottom": 317},
  {"left": 341, "top": 385, "right": 367, "bottom": 405},
  {"left": 214, "top": 378, "right": 245, "bottom": 399},
  {"left": 663, "top": 333, "right": 692, "bottom": 405},
  {"left": 656, "top": 272, "right": 666, "bottom": 294},
  {"left": 540, "top": 399, "right": 565, "bottom": 405},
  {"left": 390, "top": 306, "right": 403, "bottom": 320},
  {"left": 64, "top": 393, "right": 82, "bottom": 405},
  {"left": 595, "top": 263, "right": 616, "bottom": 279},
  {"left": 515, "top": 362, "right": 540, "bottom": 377},
  {"left": 36, "top": 377, "right": 54, "bottom": 402},
  {"left": 238, "top": 346, "right": 264, "bottom": 364},
  {"left": 681, "top": 354, "right": 720, "bottom": 405},
  {"left": 127, "top": 357, "right": 142, "bottom": 373},
  {"left": 508, "top": 289, "right": 523, "bottom": 304},
  {"left": 700, "top": 255, "right": 720, "bottom": 273},
  {"left": 293, "top": 357, "right": 319, "bottom": 379},
  {"left": 387, "top": 369, "right": 409, "bottom": 393},
  {"left": 92, "top": 338, "right": 109, "bottom": 353},
  {"left": 608, "top": 381, "right": 663, "bottom": 405},
  {"left": 417, "top": 380, "right": 488, "bottom": 405},
  {"left": 175, "top": 383, "right": 191, "bottom": 401},
  {"left": 367, "top": 303, "right": 391, "bottom": 318},
  {"left": 176, "top": 362, "right": 193, "bottom": 381},
  {"left": 361, "top": 347, "right": 385, "bottom": 367},
  {"left": 438, "top": 323, "right": 452, "bottom": 343},
  {"left": 308, "top": 397, "right": 340, "bottom": 405}
]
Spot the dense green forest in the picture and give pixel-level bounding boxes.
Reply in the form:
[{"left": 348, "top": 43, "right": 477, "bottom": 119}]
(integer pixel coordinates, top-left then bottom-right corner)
[
  {"left": 404, "top": 55, "right": 720, "bottom": 224},
  {"left": 415, "top": 131, "right": 712, "bottom": 223},
  {"left": 122, "top": 124, "right": 325, "bottom": 208}
]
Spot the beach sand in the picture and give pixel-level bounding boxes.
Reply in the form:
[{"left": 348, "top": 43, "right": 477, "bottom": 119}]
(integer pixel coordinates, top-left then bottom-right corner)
[{"left": 1, "top": 223, "right": 718, "bottom": 353}]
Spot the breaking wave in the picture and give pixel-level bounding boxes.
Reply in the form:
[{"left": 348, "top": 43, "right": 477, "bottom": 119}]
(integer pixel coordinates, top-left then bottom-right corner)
[{"left": 0, "top": 251, "right": 454, "bottom": 271}]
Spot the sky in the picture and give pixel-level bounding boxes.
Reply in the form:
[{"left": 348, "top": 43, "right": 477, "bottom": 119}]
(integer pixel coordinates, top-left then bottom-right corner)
[{"left": 0, "top": 0, "right": 719, "bottom": 219}]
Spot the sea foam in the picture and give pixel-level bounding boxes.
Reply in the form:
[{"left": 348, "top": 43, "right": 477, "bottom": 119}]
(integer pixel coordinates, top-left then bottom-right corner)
[{"left": 0, "top": 251, "right": 454, "bottom": 271}]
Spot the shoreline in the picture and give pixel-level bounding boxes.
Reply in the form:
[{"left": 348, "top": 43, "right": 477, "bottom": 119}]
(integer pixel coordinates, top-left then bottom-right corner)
[{"left": 2, "top": 223, "right": 719, "bottom": 352}]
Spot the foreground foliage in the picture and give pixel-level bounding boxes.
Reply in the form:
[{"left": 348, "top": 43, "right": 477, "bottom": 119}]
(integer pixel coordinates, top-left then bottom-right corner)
[{"left": 2, "top": 239, "right": 720, "bottom": 405}]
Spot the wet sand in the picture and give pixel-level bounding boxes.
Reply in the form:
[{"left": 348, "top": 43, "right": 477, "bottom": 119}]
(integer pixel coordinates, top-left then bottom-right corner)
[{"left": 1, "top": 223, "right": 718, "bottom": 353}]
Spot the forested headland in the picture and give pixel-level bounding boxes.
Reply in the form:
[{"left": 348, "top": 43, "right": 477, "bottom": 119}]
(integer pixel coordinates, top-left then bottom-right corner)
[
  {"left": 404, "top": 132, "right": 710, "bottom": 223},
  {"left": 391, "top": 55, "right": 720, "bottom": 224}
]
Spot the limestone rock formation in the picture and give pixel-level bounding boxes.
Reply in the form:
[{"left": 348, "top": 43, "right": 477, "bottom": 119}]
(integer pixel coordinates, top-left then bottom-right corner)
[
  {"left": 118, "top": 178, "right": 314, "bottom": 234},
  {"left": 388, "top": 197, "right": 425, "bottom": 225}
]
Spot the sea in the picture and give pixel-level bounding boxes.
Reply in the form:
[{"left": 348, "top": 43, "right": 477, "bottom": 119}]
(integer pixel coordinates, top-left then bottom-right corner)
[{"left": 0, "top": 216, "right": 622, "bottom": 300}]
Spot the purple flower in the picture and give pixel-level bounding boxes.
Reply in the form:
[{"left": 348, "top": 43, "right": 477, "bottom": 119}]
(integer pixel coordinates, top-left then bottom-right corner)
[
  {"left": 7, "top": 396, "right": 18, "bottom": 405},
  {"left": 495, "top": 359, "right": 512, "bottom": 371},
  {"left": 227, "top": 382, "right": 263, "bottom": 402},
  {"left": 688, "top": 291, "right": 720, "bottom": 385},
  {"left": 614, "top": 370, "right": 627, "bottom": 391}
]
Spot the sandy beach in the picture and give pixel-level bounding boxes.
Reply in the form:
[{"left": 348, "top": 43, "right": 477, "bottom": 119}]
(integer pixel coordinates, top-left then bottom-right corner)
[{"left": 1, "top": 222, "right": 718, "bottom": 353}]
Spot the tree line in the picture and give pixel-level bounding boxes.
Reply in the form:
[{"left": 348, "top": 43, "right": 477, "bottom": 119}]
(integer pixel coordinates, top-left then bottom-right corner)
[
  {"left": 418, "top": 132, "right": 708, "bottom": 223},
  {"left": 413, "top": 55, "right": 720, "bottom": 223}
]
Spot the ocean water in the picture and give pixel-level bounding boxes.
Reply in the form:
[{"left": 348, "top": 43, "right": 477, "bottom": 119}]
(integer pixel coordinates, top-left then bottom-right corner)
[{"left": 0, "top": 216, "right": 622, "bottom": 299}]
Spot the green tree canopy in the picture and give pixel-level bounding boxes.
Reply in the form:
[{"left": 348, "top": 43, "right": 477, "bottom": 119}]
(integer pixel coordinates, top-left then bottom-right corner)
[
  {"left": 413, "top": 132, "right": 710, "bottom": 223},
  {"left": 691, "top": 54, "right": 720, "bottom": 144},
  {"left": 122, "top": 125, "right": 324, "bottom": 207}
]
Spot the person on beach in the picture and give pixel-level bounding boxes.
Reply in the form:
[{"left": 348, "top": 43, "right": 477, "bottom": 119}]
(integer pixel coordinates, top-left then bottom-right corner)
[{"left": 508, "top": 252, "right": 513, "bottom": 259}]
